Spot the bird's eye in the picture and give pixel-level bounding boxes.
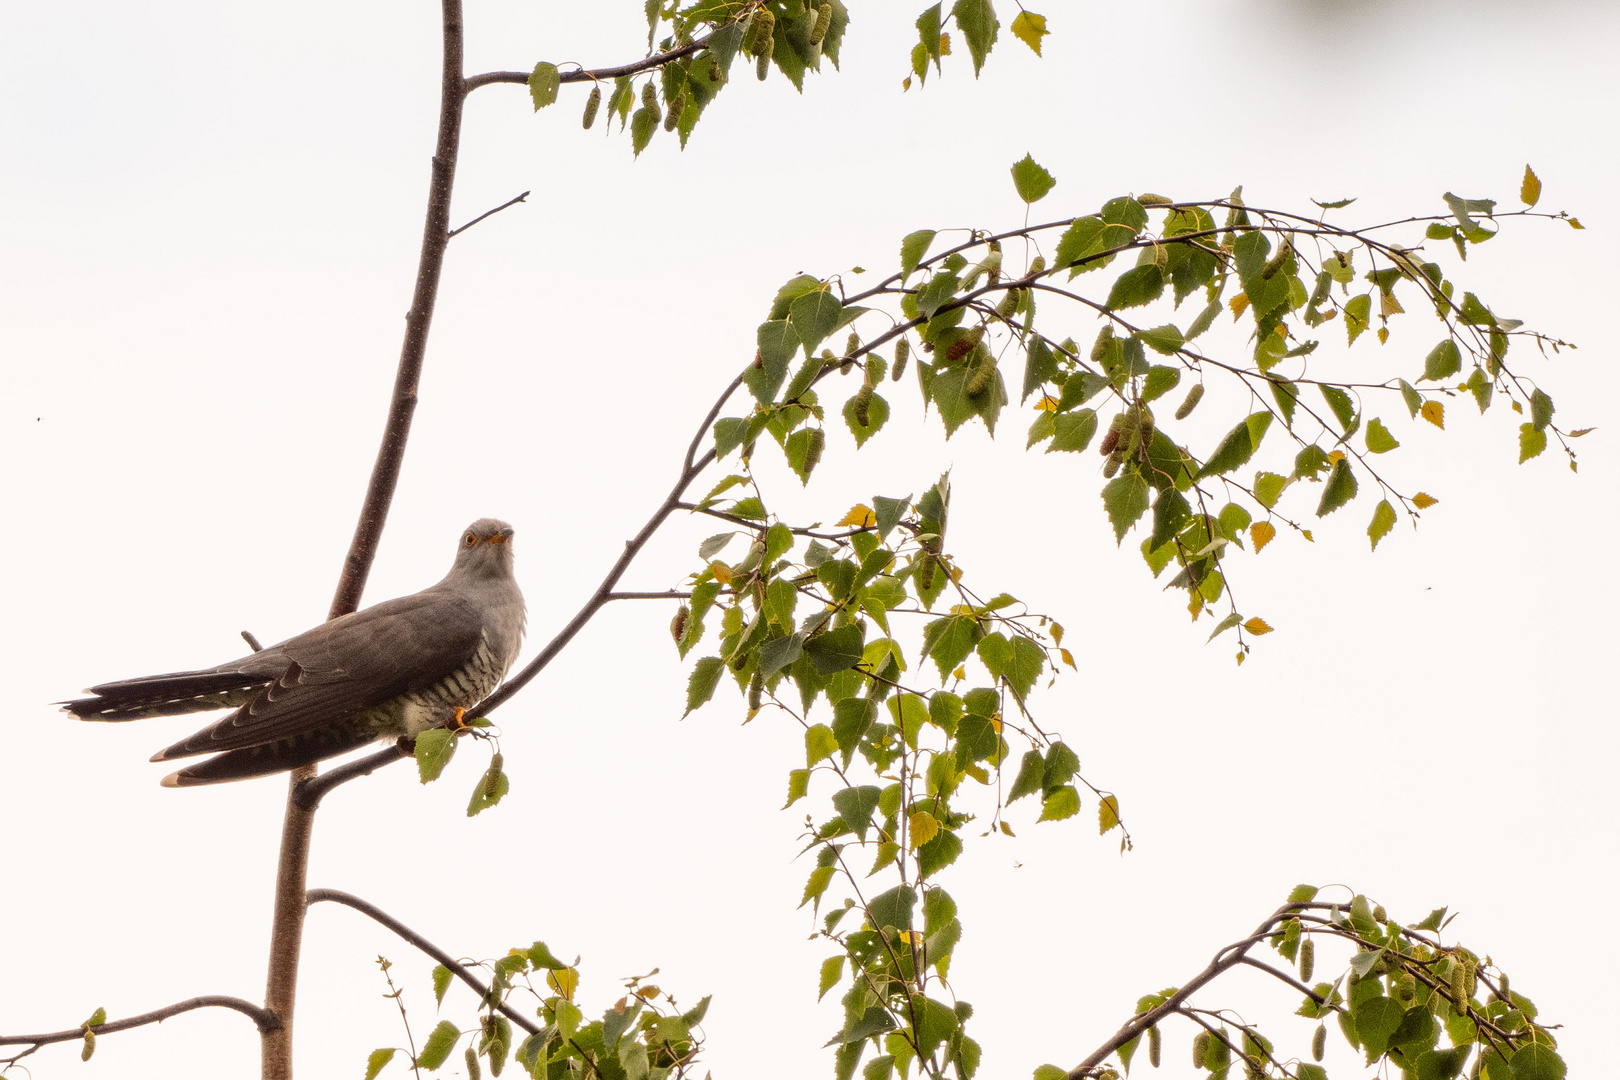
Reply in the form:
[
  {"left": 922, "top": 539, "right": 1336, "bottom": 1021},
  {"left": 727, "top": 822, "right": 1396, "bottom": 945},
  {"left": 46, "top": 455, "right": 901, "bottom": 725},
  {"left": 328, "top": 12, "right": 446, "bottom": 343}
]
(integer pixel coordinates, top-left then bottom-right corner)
[{"left": 464, "top": 533, "right": 477, "bottom": 547}]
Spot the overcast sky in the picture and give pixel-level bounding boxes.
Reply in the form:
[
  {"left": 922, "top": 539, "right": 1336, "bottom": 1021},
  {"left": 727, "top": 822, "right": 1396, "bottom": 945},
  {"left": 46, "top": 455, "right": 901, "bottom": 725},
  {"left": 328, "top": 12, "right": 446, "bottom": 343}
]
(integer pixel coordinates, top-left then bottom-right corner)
[{"left": 2, "top": 2, "right": 1616, "bottom": 1078}]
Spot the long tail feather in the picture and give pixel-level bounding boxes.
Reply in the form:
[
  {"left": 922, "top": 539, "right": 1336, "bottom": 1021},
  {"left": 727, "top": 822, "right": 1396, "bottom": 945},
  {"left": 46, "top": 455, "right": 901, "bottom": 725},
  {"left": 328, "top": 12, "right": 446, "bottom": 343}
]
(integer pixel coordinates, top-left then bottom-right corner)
[
  {"left": 60, "top": 671, "right": 268, "bottom": 722},
  {"left": 159, "top": 724, "right": 381, "bottom": 787}
]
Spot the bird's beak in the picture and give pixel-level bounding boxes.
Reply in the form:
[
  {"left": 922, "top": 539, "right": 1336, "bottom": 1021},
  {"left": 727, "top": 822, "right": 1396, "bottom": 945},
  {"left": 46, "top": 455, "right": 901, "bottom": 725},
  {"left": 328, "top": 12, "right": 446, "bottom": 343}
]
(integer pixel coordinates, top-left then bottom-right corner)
[{"left": 488, "top": 528, "right": 514, "bottom": 545}]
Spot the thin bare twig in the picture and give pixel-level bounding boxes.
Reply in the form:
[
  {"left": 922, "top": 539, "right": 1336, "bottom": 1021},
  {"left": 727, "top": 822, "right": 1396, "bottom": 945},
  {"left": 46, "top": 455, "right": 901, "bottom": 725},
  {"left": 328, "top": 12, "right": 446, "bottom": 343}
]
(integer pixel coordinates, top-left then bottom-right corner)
[{"left": 449, "top": 190, "right": 530, "bottom": 238}]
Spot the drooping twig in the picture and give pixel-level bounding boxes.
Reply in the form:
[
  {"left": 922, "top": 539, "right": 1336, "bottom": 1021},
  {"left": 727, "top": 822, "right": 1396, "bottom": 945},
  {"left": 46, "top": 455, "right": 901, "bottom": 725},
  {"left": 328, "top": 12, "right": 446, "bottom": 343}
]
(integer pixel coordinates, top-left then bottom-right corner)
[
  {"left": 0, "top": 996, "right": 278, "bottom": 1065},
  {"left": 462, "top": 30, "right": 717, "bottom": 95},
  {"left": 307, "top": 889, "right": 541, "bottom": 1037}
]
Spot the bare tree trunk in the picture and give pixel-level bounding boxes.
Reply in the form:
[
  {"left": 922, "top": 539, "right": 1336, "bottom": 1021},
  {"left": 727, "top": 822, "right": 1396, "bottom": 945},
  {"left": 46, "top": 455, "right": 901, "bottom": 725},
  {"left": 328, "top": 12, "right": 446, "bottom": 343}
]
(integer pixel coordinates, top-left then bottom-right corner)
[{"left": 259, "top": 2, "right": 465, "bottom": 1075}]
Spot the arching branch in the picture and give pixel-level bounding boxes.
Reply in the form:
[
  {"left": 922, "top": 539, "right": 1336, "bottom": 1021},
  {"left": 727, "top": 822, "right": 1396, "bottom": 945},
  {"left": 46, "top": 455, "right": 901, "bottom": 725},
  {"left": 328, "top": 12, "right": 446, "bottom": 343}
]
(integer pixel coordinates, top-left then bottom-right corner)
[
  {"left": 0, "top": 995, "right": 278, "bottom": 1066},
  {"left": 306, "top": 889, "right": 541, "bottom": 1036}
]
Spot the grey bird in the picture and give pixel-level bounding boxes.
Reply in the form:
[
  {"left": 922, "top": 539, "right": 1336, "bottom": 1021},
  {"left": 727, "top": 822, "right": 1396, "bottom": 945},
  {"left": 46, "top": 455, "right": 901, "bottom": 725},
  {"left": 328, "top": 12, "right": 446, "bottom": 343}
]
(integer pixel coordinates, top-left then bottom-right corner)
[{"left": 61, "top": 519, "right": 526, "bottom": 787}]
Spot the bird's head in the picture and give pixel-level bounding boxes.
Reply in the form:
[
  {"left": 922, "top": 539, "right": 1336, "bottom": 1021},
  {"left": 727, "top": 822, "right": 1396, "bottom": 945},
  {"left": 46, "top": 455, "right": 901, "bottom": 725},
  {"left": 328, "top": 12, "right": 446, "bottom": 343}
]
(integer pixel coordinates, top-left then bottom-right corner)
[{"left": 453, "top": 518, "right": 516, "bottom": 579}]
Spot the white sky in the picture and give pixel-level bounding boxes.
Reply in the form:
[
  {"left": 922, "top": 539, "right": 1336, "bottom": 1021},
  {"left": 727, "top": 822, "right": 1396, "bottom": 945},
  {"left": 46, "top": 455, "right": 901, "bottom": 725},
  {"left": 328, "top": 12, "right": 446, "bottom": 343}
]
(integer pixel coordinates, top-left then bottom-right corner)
[{"left": 2, "top": 2, "right": 1616, "bottom": 1078}]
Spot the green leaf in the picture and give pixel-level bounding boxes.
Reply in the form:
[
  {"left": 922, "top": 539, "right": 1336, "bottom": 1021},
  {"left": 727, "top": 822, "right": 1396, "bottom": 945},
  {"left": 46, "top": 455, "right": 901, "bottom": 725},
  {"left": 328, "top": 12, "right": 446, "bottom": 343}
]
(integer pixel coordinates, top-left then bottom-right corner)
[
  {"left": 1518, "top": 423, "right": 1547, "bottom": 463},
  {"left": 1423, "top": 339, "right": 1462, "bottom": 382},
  {"left": 1365, "top": 418, "right": 1400, "bottom": 453},
  {"left": 1010, "top": 154, "right": 1056, "bottom": 203},
  {"left": 1138, "top": 326, "right": 1185, "bottom": 356},
  {"left": 629, "top": 105, "right": 658, "bottom": 156},
  {"left": 1198, "top": 412, "right": 1270, "bottom": 478},
  {"left": 1368, "top": 499, "right": 1396, "bottom": 551},
  {"left": 414, "top": 728, "right": 456, "bottom": 784},
  {"left": 833, "top": 698, "right": 878, "bottom": 763},
  {"left": 1102, "top": 471, "right": 1151, "bottom": 543},
  {"left": 366, "top": 1047, "right": 398, "bottom": 1080},
  {"left": 790, "top": 289, "right": 843, "bottom": 357},
  {"left": 1320, "top": 384, "right": 1356, "bottom": 431},
  {"left": 807, "top": 723, "right": 839, "bottom": 766},
  {"left": 528, "top": 62, "right": 560, "bottom": 109},
  {"left": 844, "top": 389, "right": 891, "bottom": 448},
  {"left": 1022, "top": 335, "right": 1059, "bottom": 403},
  {"left": 1033, "top": 1067, "right": 1068, "bottom": 1080},
  {"left": 1316, "top": 458, "right": 1358, "bottom": 517},
  {"left": 1398, "top": 379, "right": 1422, "bottom": 418},
  {"left": 924, "top": 614, "right": 984, "bottom": 680},
  {"left": 1038, "top": 784, "right": 1080, "bottom": 821},
  {"left": 1044, "top": 742, "right": 1079, "bottom": 789},
  {"left": 431, "top": 964, "right": 454, "bottom": 1006},
  {"left": 1106, "top": 265, "right": 1165, "bottom": 309},
  {"left": 951, "top": 0, "right": 999, "bottom": 75},
  {"left": 819, "top": 955, "right": 846, "bottom": 1001},
  {"left": 1345, "top": 293, "right": 1372, "bottom": 344},
  {"left": 1353, "top": 997, "right": 1405, "bottom": 1061},
  {"left": 747, "top": 319, "right": 798, "bottom": 403},
  {"left": 1509, "top": 1044, "right": 1566, "bottom": 1080},
  {"left": 801, "top": 864, "right": 836, "bottom": 909},
  {"left": 1009, "top": 11, "right": 1048, "bottom": 54},
  {"left": 866, "top": 884, "right": 917, "bottom": 931},
  {"left": 683, "top": 656, "right": 725, "bottom": 716},
  {"left": 1254, "top": 471, "right": 1288, "bottom": 509},
  {"left": 466, "top": 760, "right": 510, "bottom": 817},
  {"left": 1530, "top": 388, "right": 1554, "bottom": 430},
  {"left": 1007, "top": 750, "right": 1045, "bottom": 803},
  {"left": 900, "top": 230, "right": 937, "bottom": 280},
  {"left": 917, "top": 827, "right": 963, "bottom": 878},
  {"left": 1287, "top": 884, "right": 1319, "bottom": 903},
  {"left": 417, "top": 1021, "right": 462, "bottom": 1071},
  {"left": 1047, "top": 409, "right": 1098, "bottom": 453},
  {"left": 807, "top": 624, "right": 867, "bottom": 674},
  {"left": 833, "top": 785, "right": 884, "bottom": 839}
]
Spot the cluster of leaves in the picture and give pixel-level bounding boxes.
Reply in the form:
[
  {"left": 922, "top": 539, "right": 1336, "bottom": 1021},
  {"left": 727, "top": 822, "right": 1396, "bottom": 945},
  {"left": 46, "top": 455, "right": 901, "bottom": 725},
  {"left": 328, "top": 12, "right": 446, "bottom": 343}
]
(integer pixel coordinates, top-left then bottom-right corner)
[
  {"left": 524, "top": 1, "right": 1052, "bottom": 156},
  {"left": 1058, "top": 885, "right": 1565, "bottom": 1080},
  {"left": 365, "top": 944, "right": 710, "bottom": 1080},
  {"left": 708, "top": 158, "right": 1579, "bottom": 666},
  {"left": 671, "top": 451, "right": 1127, "bottom": 1078},
  {"left": 643, "top": 159, "right": 1580, "bottom": 1078}
]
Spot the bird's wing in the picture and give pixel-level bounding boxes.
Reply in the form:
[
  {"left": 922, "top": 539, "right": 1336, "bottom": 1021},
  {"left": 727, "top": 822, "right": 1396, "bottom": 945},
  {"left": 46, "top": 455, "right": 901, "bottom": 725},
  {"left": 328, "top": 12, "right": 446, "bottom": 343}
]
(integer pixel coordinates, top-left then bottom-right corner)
[{"left": 151, "top": 590, "right": 486, "bottom": 760}]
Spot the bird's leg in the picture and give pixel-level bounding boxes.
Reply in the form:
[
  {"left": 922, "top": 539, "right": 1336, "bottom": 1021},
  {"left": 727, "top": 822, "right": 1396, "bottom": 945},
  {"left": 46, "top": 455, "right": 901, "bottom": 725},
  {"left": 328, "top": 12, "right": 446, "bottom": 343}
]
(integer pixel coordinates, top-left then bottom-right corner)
[{"left": 448, "top": 706, "right": 470, "bottom": 731}]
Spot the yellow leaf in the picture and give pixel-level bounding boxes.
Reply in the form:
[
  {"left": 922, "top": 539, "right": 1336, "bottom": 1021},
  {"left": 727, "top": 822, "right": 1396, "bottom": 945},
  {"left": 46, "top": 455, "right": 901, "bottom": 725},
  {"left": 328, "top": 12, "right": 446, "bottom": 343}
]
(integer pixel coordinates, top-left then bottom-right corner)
[
  {"left": 990, "top": 715, "right": 1003, "bottom": 733},
  {"left": 837, "top": 504, "right": 876, "bottom": 527},
  {"left": 1235, "top": 651, "right": 1246, "bottom": 666},
  {"left": 1322, "top": 307, "right": 1338, "bottom": 321},
  {"left": 1243, "top": 617, "right": 1274, "bottom": 635},
  {"left": 896, "top": 929, "right": 916, "bottom": 945},
  {"left": 1098, "top": 795, "right": 1121, "bottom": 835},
  {"left": 1420, "top": 400, "right": 1445, "bottom": 429},
  {"left": 708, "top": 561, "right": 733, "bottom": 585},
  {"left": 1569, "top": 427, "right": 1595, "bottom": 437},
  {"left": 999, "top": 821, "right": 1016, "bottom": 837},
  {"left": 547, "top": 967, "right": 579, "bottom": 1001},
  {"left": 1376, "top": 327, "right": 1389, "bottom": 345},
  {"left": 1050, "top": 622, "right": 1064, "bottom": 645},
  {"left": 1059, "top": 647, "right": 1075, "bottom": 669},
  {"left": 938, "top": 32, "right": 952, "bottom": 55},
  {"left": 1412, "top": 492, "right": 1439, "bottom": 509},
  {"left": 1521, "top": 165, "right": 1542, "bottom": 207},
  {"left": 1009, "top": 11, "right": 1049, "bottom": 55},
  {"left": 1511, "top": 400, "right": 1523, "bottom": 414},
  {"left": 1379, "top": 290, "right": 1404, "bottom": 317},
  {"left": 1327, "top": 450, "right": 1347, "bottom": 464},
  {"left": 949, "top": 565, "right": 963, "bottom": 583},
  {"left": 1250, "top": 521, "right": 1276, "bottom": 553},
  {"left": 1228, "top": 292, "right": 1250, "bottom": 319},
  {"left": 1568, "top": 217, "right": 1584, "bottom": 229},
  {"left": 1035, "top": 394, "right": 1060, "bottom": 412},
  {"left": 952, "top": 666, "right": 966, "bottom": 681},
  {"left": 635, "top": 985, "right": 660, "bottom": 1000},
  {"left": 1301, "top": 529, "right": 1314, "bottom": 542},
  {"left": 902, "top": 76, "right": 912, "bottom": 91}
]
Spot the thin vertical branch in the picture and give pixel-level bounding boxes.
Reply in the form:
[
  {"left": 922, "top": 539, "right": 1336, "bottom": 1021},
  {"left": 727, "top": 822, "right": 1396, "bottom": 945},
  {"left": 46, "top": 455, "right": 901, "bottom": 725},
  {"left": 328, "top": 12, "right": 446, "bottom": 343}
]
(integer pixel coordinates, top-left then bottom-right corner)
[{"left": 261, "top": 1, "right": 467, "bottom": 1077}]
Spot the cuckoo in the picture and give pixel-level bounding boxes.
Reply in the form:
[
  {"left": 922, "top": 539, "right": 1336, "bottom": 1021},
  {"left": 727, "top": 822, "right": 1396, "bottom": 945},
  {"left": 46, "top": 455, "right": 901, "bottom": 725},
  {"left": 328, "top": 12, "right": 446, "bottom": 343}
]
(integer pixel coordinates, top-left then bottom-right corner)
[{"left": 61, "top": 519, "right": 526, "bottom": 787}]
